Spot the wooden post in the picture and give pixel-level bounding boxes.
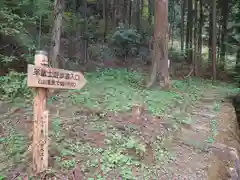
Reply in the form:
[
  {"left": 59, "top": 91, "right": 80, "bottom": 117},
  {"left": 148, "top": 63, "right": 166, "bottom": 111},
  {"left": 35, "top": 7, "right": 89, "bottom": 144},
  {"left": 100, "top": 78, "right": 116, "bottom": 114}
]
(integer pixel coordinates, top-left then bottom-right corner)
[
  {"left": 28, "top": 50, "right": 86, "bottom": 175},
  {"left": 32, "top": 50, "right": 49, "bottom": 174}
]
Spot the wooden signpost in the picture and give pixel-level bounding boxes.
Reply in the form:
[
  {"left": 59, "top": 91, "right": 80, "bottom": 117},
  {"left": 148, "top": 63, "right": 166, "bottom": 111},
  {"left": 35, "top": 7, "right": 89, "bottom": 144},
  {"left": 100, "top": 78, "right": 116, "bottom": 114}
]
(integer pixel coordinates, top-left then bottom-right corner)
[{"left": 28, "top": 50, "right": 86, "bottom": 174}]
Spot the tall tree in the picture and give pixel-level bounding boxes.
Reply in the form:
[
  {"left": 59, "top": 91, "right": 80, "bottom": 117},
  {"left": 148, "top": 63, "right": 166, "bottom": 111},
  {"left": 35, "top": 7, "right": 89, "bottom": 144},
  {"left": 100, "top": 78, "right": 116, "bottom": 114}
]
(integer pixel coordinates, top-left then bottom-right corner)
[
  {"left": 208, "top": 6, "right": 213, "bottom": 64},
  {"left": 180, "top": 0, "right": 186, "bottom": 52},
  {"left": 49, "top": 0, "right": 64, "bottom": 68},
  {"left": 198, "top": 0, "right": 203, "bottom": 65},
  {"left": 186, "top": 0, "right": 193, "bottom": 62},
  {"left": 193, "top": 0, "right": 199, "bottom": 76},
  {"left": 212, "top": 0, "right": 217, "bottom": 80},
  {"left": 219, "top": 0, "right": 230, "bottom": 69},
  {"left": 103, "top": 0, "right": 108, "bottom": 41},
  {"left": 147, "top": 0, "right": 170, "bottom": 89}
]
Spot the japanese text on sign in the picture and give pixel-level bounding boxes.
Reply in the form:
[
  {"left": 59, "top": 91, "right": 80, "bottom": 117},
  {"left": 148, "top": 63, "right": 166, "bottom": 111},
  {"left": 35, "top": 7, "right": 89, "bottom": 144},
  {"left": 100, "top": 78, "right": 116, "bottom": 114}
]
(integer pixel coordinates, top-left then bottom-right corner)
[
  {"left": 27, "top": 64, "right": 86, "bottom": 90},
  {"left": 33, "top": 67, "right": 80, "bottom": 88}
]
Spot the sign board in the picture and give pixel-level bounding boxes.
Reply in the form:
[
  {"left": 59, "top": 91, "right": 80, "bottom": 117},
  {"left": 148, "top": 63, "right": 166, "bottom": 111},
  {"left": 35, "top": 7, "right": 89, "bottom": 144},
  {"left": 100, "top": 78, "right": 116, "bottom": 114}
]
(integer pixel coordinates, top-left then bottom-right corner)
[{"left": 27, "top": 64, "right": 86, "bottom": 90}]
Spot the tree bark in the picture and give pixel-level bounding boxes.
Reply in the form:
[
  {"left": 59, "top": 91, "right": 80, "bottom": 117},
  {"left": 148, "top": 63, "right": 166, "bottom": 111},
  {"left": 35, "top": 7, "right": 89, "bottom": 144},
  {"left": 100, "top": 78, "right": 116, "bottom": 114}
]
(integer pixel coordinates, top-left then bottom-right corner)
[
  {"left": 193, "top": 0, "right": 199, "bottom": 76},
  {"left": 148, "top": 0, "right": 153, "bottom": 25},
  {"left": 219, "top": 0, "right": 230, "bottom": 69},
  {"left": 208, "top": 6, "right": 213, "bottom": 64},
  {"left": 147, "top": 0, "right": 170, "bottom": 89},
  {"left": 197, "top": 0, "right": 203, "bottom": 74},
  {"left": 81, "top": 0, "right": 88, "bottom": 64},
  {"left": 212, "top": 0, "right": 217, "bottom": 80},
  {"left": 136, "top": 0, "right": 141, "bottom": 31},
  {"left": 186, "top": 0, "right": 193, "bottom": 62},
  {"left": 180, "top": 0, "right": 186, "bottom": 52},
  {"left": 170, "top": 0, "right": 176, "bottom": 48},
  {"left": 103, "top": 0, "right": 108, "bottom": 41},
  {"left": 49, "top": 0, "right": 64, "bottom": 68},
  {"left": 112, "top": 0, "right": 117, "bottom": 27}
]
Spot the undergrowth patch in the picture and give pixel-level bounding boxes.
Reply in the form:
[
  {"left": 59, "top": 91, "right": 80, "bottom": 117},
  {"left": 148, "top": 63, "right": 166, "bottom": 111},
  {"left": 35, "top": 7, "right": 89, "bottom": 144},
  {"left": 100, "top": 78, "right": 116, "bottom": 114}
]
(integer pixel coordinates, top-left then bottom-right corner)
[{"left": 68, "top": 69, "right": 209, "bottom": 115}]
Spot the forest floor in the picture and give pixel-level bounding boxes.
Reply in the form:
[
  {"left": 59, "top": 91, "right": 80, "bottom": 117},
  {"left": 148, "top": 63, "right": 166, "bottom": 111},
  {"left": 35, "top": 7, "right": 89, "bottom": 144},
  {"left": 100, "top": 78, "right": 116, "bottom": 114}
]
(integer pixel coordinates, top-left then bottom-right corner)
[{"left": 0, "top": 68, "right": 238, "bottom": 179}]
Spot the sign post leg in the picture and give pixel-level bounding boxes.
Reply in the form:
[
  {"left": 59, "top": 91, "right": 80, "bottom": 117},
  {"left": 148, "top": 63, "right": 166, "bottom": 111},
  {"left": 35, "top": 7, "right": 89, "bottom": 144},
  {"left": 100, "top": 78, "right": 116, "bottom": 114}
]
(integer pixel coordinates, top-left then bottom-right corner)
[{"left": 32, "top": 51, "right": 49, "bottom": 174}]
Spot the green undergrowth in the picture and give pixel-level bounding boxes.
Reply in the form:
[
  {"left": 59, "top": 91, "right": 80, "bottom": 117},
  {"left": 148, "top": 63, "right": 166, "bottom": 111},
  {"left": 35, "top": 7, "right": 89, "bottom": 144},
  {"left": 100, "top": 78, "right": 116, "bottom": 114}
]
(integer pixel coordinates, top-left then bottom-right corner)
[
  {"left": 0, "top": 130, "right": 28, "bottom": 174},
  {"left": 47, "top": 117, "right": 176, "bottom": 179},
  {"left": 68, "top": 68, "right": 212, "bottom": 115}
]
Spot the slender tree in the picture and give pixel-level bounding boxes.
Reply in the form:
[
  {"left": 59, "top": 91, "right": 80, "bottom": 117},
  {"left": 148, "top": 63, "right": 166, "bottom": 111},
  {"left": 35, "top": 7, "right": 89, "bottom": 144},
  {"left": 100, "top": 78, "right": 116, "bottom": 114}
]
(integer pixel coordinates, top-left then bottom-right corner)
[
  {"left": 180, "top": 0, "right": 186, "bottom": 52},
  {"left": 219, "top": 0, "right": 230, "bottom": 69},
  {"left": 212, "top": 0, "right": 217, "bottom": 80}
]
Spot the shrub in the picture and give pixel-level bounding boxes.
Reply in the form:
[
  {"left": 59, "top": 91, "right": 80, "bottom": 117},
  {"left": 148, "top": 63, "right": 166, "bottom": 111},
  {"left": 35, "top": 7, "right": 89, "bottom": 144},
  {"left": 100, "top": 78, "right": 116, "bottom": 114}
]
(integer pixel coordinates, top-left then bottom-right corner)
[
  {"left": 0, "top": 71, "right": 31, "bottom": 100},
  {"left": 110, "top": 24, "right": 141, "bottom": 61}
]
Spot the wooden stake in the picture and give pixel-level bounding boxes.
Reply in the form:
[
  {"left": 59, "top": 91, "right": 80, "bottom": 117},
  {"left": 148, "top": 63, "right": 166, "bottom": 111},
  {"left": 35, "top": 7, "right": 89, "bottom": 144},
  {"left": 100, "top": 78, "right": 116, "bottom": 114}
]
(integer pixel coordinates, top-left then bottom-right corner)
[
  {"left": 32, "top": 50, "right": 49, "bottom": 174},
  {"left": 28, "top": 50, "right": 86, "bottom": 174}
]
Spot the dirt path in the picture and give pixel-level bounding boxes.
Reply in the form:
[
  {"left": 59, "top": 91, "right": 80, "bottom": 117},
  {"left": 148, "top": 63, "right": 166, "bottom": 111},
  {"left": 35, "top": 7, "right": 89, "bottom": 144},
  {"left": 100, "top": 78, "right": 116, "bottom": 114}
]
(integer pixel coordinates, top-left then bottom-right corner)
[
  {"left": 158, "top": 89, "right": 223, "bottom": 179},
  {"left": 1, "top": 87, "right": 236, "bottom": 179}
]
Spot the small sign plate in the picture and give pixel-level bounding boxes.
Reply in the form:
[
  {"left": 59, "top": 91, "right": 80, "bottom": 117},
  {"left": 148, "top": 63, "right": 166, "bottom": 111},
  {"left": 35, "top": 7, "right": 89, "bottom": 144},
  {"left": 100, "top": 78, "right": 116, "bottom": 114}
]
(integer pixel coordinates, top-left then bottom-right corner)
[{"left": 27, "top": 64, "right": 86, "bottom": 90}]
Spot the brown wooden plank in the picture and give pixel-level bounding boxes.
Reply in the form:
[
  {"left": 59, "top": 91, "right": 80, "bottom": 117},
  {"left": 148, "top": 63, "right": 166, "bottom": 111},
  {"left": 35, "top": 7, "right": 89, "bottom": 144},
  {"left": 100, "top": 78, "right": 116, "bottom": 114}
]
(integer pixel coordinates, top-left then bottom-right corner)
[{"left": 27, "top": 64, "right": 86, "bottom": 90}]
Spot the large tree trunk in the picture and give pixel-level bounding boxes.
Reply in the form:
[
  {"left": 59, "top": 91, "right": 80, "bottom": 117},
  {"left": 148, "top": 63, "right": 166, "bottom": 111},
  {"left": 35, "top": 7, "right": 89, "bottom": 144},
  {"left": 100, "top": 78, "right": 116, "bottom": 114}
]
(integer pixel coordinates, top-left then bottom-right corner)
[
  {"left": 49, "top": 0, "right": 64, "bottom": 68},
  {"left": 147, "top": 0, "right": 170, "bottom": 89}
]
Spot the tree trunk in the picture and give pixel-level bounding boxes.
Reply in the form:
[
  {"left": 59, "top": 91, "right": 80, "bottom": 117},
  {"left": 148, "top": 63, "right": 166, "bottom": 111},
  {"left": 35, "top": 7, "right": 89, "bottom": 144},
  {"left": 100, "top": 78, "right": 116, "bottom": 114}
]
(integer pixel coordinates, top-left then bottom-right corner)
[
  {"left": 141, "top": 0, "right": 144, "bottom": 17},
  {"left": 186, "top": 0, "right": 193, "bottom": 62},
  {"left": 193, "top": 0, "right": 199, "bottom": 76},
  {"left": 123, "top": 0, "right": 128, "bottom": 24},
  {"left": 180, "top": 0, "right": 186, "bottom": 52},
  {"left": 136, "top": 0, "right": 141, "bottom": 31},
  {"left": 217, "top": 19, "right": 222, "bottom": 63},
  {"left": 112, "top": 0, "right": 117, "bottom": 27},
  {"left": 68, "top": 0, "right": 76, "bottom": 60},
  {"left": 212, "top": 0, "right": 217, "bottom": 80},
  {"left": 208, "top": 7, "right": 212, "bottom": 64},
  {"left": 147, "top": 0, "right": 170, "bottom": 89},
  {"left": 170, "top": 0, "right": 176, "bottom": 48},
  {"left": 103, "top": 0, "right": 108, "bottom": 41},
  {"left": 81, "top": 0, "right": 88, "bottom": 64},
  {"left": 219, "top": 0, "right": 230, "bottom": 69},
  {"left": 129, "top": 0, "right": 132, "bottom": 26},
  {"left": 198, "top": 0, "right": 203, "bottom": 56},
  {"left": 148, "top": 0, "right": 153, "bottom": 25},
  {"left": 198, "top": 0, "right": 203, "bottom": 74},
  {"left": 49, "top": 0, "right": 64, "bottom": 68}
]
